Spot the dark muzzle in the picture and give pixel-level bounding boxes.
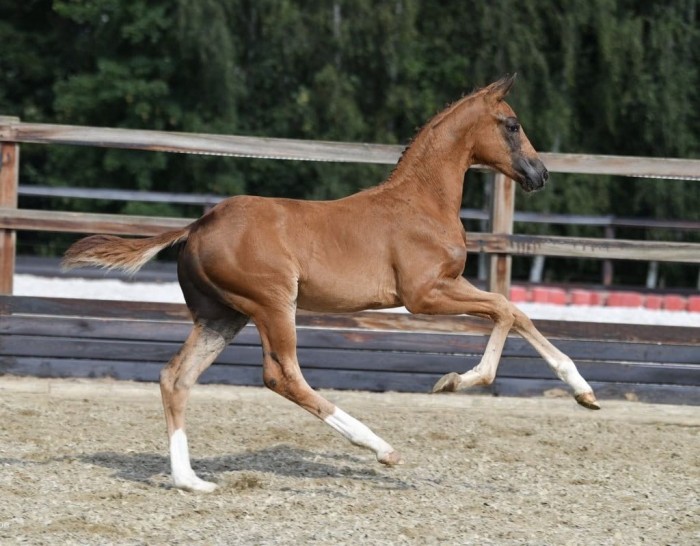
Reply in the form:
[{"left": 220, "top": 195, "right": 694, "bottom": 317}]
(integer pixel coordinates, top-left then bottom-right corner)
[{"left": 514, "top": 156, "right": 549, "bottom": 192}]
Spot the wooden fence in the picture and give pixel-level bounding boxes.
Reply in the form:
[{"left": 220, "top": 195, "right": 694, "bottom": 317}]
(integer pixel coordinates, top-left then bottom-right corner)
[
  {"left": 16, "top": 185, "right": 700, "bottom": 287},
  {"left": 1, "top": 117, "right": 699, "bottom": 404},
  {"left": 1, "top": 116, "right": 700, "bottom": 296},
  {"left": 2, "top": 295, "right": 698, "bottom": 404}
]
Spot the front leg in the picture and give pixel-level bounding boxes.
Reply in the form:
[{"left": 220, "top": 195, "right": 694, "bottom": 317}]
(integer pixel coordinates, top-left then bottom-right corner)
[
  {"left": 511, "top": 311, "right": 600, "bottom": 409},
  {"left": 431, "top": 319, "right": 511, "bottom": 393},
  {"left": 403, "top": 276, "right": 599, "bottom": 409}
]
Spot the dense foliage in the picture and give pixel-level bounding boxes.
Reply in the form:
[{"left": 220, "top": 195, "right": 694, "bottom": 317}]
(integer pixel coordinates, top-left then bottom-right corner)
[{"left": 1, "top": 0, "right": 698, "bottom": 285}]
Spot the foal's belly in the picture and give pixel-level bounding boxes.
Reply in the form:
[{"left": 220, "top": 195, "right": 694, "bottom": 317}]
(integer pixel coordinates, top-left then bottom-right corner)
[{"left": 297, "top": 270, "right": 401, "bottom": 313}]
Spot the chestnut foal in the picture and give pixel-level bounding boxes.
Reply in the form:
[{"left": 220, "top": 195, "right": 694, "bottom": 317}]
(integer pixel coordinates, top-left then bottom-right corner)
[{"left": 64, "top": 75, "right": 599, "bottom": 492}]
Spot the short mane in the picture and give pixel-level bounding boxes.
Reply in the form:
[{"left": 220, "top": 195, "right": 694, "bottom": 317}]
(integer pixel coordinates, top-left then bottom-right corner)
[{"left": 382, "top": 84, "right": 489, "bottom": 184}]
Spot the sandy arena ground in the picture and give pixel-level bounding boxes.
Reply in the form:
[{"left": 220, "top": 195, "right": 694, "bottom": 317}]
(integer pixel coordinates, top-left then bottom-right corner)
[{"left": 0, "top": 376, "right": 698, "bottom": 545}]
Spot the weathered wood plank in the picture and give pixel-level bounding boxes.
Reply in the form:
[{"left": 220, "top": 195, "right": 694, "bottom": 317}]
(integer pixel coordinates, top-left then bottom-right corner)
[
  {"left": 488, "top": 173, "right": 515, "bottom": 296},
  {"left": 538, "top": 153, "right": 700, "bottom": 181},
  {"left": 18, "top": 186, "right": 700, "bottom": 232},
  {"left": 0, "top": 295, "right": 191, "bottom": 322},
  {"left": 0, "top": 207, "right": 190, "bottom": 236},
  {"left": 461, "top": 208, "right": 700, "bottom": 231},
  {"left": 2, "top": 331, "right": 698, "bottom": 386},
  {"left": 0, "top": 315, "right": 193, "bottom": 341},
  {"left": 0, "top": 356, "right": 440, "bottom": 392},
  {"left": 0, "top": 122, "right": 404, "bottom": 165},
  {"left": 494, "top": 359, "right": 700, "bottom": 385},
  {"left": 3, "top": 208, "right": 699, "bottom": 262},
  {"left": 2, "top": 294, "right": 699, "bottom": 401},
  {"left": 2, "top": 357, "right": 697, "bottom": 405},
  {"left": 0, "top": 357, "right": 185, "bottom": 384},
  {"left": 0, "top": 138, "right": 19, "bottom": 294},
  {"left": 468, "top": 233, "right": 700, "bottom": 263},
  {"left": 502, "top": 339, "right": 700, "bottom": 365},
  {"left": 19, "top": 185, "right": 224, "bottom": 207},
  {"left": 3, "top": 313, "right": 699, "bottom": 365},
  {"left": 2, "top": 296, "right": 699, "bottom": 345},
  {"left": 2, "top": 120, "right": 700, "bottom": 179},
  {"left": 297, "top": 310, "right": 700, "bottom": 344}
]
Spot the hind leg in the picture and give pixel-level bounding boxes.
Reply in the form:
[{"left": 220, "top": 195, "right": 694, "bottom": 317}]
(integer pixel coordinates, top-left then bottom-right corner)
[
  {"left": 254, "top": 306, "right": 401, "bottom": 465},
  {"left": 160, "top": 314, "right": 248, "bottom": 492}
]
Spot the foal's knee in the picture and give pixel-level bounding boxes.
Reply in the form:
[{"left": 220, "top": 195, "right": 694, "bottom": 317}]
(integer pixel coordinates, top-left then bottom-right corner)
[
  {"left": 512, "top": 307, "right": 535, "bottom": 333},
  {"left": 490, "top": 293, "right": 517, "bottom": 327}
]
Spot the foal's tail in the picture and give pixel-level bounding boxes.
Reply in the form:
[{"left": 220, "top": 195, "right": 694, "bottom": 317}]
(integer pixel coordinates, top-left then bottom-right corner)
[{"left": 62, "top": 227, "right": 191, "bottom": 275}]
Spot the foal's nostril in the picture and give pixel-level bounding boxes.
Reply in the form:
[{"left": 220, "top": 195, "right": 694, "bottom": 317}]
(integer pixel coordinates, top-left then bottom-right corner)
[{"left": 542, "top": 169, "right": 549, "bottom": 182}]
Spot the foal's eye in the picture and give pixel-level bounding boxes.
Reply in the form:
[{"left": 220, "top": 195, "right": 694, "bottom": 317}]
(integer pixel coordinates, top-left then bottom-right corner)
[{"left": 507, "top": 122, "right": 520, "bottom": 133}]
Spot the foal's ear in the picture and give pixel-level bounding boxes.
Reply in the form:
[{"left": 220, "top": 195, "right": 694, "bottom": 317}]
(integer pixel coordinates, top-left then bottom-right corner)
[{"left": 486, "top": 73, "right": 517, "bottom": 102}]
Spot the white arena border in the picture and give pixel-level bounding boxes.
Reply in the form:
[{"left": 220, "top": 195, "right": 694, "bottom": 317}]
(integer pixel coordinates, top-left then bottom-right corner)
[{"left": 13, "top": 274, "right": 699, "bottom": 328}]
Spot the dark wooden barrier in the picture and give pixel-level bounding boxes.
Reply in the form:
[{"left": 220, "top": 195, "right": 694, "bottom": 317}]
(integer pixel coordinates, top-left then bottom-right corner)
[{"left": 1, "top": 295, "right": 698, "bottom": 405}]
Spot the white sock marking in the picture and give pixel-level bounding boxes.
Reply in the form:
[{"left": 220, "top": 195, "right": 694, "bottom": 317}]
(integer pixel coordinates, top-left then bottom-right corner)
[
  {"left": 324, "top": 408, "right": 394, "bottom": 460},
  {"left": 551, "top": 355, "right": 593, "bottom": 395},
  {"left": 169, "top": 429, "right": 216, "bottom": 492}
]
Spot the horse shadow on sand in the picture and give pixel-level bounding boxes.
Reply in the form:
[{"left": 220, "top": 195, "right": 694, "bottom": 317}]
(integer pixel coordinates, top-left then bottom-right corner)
[{"left": 78, "top": 445, "right": 413, "bottom": 492}]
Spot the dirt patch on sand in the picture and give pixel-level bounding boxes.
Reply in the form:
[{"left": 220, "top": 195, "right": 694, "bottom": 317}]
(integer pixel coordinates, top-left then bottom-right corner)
[{"left": 1, "top": 377, "right": 698, "bottom": 545}]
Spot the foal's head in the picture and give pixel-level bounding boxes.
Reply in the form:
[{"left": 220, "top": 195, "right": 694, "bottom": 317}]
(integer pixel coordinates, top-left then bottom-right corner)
[{"left": 469, "top": 74, "right": 549, "bottom": 192}]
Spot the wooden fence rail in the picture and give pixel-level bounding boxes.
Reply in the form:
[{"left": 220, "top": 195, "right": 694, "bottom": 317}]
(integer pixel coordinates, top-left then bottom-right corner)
[
  {"left": 2, "top": 119, "right": 700, "bottom": 179},
  {"left": 3, "top": 207, "right": 699, "bottom": 264},
  {"left": 16, "top": 184, "right": 700, "bottom": 232}
]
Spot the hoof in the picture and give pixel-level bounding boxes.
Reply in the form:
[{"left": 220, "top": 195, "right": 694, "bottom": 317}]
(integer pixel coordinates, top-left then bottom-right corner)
[
  {"left": 378, "top": 450, "right": 403, "bottom": 466},
  {"left": 173, "top": 476, "right": 218, "bottom": 493},
  {"left": 575, "top": 391, "right": 601, "bottom": 410},
  {"left": 432, "top": 372, "right": 461, "bottom": 393}
]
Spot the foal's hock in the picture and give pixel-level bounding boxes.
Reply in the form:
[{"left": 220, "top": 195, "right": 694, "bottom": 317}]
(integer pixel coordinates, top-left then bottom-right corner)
[{"left": 64, "top": 75, "right": 599, "bottom": 493}]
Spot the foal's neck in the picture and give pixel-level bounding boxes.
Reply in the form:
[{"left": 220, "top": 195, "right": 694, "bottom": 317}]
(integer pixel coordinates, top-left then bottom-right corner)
[{"left": 381, "top": 101, "right": 481, "bottom": 217}]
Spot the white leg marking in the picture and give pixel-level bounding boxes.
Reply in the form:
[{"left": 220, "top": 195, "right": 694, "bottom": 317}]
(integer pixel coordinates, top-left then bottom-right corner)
[
  {"left": 324, "top": 408, "right": 395, "bottom": 461},
  {"left": 513, "top": 308, "right": 595, "bottom": 397},
  {"left": 549, "top": 353, "right": 593, "bottom": 395},
  {"left": 169, "top": 429, "right": 217, "bottom": 493},
  {"left": 523, "top": 333, "right": 593, "bottom": 395},
  {"left": 458, "top": 323, "right": 509, "bottom": 387}
]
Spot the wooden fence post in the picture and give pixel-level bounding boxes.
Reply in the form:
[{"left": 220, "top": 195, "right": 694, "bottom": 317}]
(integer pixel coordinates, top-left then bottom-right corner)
[
  {"left": 602, "top": 224, "right": 615, "bottom": 286},
  {"left": 488, "top": 172, "right": 515, "bottom": 297},
  {"left": 0, "top": 116, "right": 20, "bottom": 295}
]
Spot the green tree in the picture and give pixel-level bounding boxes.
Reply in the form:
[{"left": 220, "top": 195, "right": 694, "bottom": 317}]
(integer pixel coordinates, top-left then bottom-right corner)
[{"left": 25, "top": 0, "right": 248, "bottom": 215}]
